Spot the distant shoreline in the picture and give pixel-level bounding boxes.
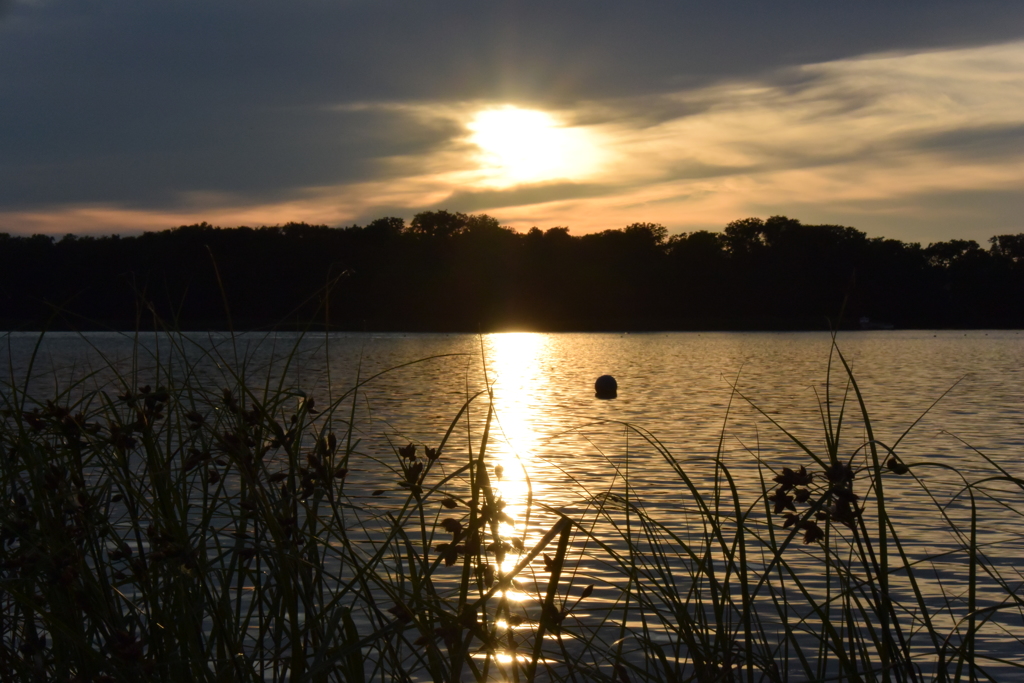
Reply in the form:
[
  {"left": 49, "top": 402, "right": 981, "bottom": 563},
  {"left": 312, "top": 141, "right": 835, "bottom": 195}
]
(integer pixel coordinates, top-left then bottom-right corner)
[
  {"left": 4, "top": 324, "right": 1023, "bottom": 334},
  {"left": 5, "top": 214, "right": 1024, "bottom": 331}
]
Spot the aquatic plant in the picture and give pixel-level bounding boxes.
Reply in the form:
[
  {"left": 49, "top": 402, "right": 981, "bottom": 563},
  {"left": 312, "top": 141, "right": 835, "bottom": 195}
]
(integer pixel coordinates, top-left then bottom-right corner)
[
  {"left": 566, "top": 340, "right": 1024, "bottom": 682},
  {"left": 0, "top": 331, "right": 1021, "bottom": 682}
]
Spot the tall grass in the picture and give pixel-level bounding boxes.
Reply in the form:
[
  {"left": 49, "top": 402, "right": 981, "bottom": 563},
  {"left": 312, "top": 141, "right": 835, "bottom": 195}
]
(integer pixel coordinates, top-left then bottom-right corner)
[{"left": 1, "top": 331, "right": 1022, "bottom": 682}]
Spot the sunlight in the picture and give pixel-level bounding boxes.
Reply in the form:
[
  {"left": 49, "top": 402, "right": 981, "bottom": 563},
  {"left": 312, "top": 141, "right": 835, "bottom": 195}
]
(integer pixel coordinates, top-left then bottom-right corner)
[
  {"left": 483, "top": 332, "right": 550, "bottom": 571},
  {"left": 467, "top": 106, "right": 603, "bottom": 186}
]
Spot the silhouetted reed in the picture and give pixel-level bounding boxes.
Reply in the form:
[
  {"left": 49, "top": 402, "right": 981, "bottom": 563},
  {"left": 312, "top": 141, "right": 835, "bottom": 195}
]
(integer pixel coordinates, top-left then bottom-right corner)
[{"left": 1, "top": 331, "right": 1021, "bottom": 681}]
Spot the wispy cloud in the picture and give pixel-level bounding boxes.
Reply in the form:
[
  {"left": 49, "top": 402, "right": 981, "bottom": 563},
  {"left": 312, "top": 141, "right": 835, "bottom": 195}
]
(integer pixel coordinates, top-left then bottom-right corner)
[
  {"left": 439, "top": 40, "right": 1024, "bottom": 239},
  {"left": 4, "top": 40, "right": 1023, "bottom": 241}
]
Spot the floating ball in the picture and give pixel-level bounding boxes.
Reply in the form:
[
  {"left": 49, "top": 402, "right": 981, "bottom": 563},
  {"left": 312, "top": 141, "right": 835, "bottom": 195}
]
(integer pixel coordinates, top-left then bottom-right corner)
[{"left": 595, "top": 375, "right": 618, "bottom": 399}]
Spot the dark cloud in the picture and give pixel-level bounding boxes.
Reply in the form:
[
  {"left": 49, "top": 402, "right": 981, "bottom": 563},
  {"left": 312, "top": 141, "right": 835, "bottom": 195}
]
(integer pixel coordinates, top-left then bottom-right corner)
[
  {"left": 427, "top": 182, "right": 611, "bottom": 214},
  {"left": 2, "top": 0, "right": 1024, "bottom": 215},
  {"left": 907, "top": 124, "right": 1024, "bottom": 162},
  {"left": 7, "top": 1, "right": 1021, "bottom": 102},
  {"left": 0, "top": 99, "right": 459, "bottom": 209}
]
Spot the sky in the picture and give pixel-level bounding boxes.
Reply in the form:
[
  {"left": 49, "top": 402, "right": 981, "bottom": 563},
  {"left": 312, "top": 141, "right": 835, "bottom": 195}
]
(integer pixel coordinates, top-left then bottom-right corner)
[{"left": 3, "top": 0, "right": 1024, "bottom": 243}]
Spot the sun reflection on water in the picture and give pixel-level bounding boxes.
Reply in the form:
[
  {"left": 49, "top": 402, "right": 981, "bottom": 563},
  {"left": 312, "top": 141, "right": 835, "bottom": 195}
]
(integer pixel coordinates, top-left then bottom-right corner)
[{"left": 482, "top": 332, "right": 552, "bottom": 571}]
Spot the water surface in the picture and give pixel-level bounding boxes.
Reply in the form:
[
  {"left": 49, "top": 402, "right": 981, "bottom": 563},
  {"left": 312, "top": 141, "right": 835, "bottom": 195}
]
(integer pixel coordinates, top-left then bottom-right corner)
[{"left": 4, "top": 330, "right": 1023, "bottom": 679}]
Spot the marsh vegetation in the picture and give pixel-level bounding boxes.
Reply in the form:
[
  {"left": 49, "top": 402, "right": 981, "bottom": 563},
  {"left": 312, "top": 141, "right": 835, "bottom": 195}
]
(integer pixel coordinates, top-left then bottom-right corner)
[{"left": 1, "top": 331, "right": 1022, "bottom": 681}]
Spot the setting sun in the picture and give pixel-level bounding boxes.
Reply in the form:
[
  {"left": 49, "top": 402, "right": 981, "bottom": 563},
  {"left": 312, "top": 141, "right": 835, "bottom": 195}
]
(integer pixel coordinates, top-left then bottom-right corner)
[{"left": 467, "top": 106, "right": 602, "bottom": 186}]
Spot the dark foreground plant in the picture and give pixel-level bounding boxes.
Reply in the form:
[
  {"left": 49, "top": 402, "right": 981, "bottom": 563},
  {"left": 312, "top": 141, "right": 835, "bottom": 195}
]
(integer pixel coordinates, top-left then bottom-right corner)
[
  {"left": 569, "top": 340, "right": 1024, "bottom": 683},
  {"left": 1, "top": 331, "right": 1021, "bottom": 682}
]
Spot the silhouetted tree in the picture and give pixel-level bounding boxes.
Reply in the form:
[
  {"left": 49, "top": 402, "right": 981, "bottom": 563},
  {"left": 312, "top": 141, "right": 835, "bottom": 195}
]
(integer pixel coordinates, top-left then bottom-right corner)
[
  {"left": 407, "top": 210, "right": 468, "bottom": 239},
  {"left": 2, "top": 213, "right": 1023, "bottom": 331}
]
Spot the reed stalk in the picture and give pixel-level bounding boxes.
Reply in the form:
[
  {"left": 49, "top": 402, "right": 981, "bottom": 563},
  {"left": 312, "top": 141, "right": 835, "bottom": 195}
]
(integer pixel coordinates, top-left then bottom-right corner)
[{"left": 0, "top": 330, "right": 1021, "bottom": 681}]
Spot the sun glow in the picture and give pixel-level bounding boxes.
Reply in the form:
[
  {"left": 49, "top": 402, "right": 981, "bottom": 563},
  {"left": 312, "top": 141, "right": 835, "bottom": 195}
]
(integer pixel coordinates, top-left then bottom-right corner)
[
  {"left": 467, "top": 106, "right": 602, "bottom": 186},
  {"left": 483, "top": 333, "right": 552, "bottom": 573}
]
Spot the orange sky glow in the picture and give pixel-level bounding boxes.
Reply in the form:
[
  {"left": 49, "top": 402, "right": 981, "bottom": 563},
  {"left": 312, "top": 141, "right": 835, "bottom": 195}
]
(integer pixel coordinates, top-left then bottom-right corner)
[{"left": 3, "top": 41, "right": 1023, "bottom": 243}]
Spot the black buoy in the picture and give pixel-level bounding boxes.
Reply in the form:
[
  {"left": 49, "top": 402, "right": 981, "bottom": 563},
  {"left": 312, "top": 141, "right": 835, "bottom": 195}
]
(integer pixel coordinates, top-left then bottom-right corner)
[{"left": 595, "top": 375, "right": 617, "bottom": 399}]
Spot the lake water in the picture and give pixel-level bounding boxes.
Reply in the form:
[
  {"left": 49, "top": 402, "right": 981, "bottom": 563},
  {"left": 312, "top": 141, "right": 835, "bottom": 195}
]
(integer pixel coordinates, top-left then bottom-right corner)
[{"left": 3, "top": 330, "right": 1023, "bottom": 680}]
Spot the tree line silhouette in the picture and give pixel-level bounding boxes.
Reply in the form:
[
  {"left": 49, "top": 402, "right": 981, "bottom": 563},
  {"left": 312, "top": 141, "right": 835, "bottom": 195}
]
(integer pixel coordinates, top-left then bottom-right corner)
[{"left": 2, "top": 212, "right": 1023, "bottom": 330}]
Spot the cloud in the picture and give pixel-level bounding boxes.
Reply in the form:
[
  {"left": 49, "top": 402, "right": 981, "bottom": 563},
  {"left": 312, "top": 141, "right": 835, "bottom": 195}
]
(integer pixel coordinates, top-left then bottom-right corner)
[
  {"left": 426, "top": 183, "right": 611, "bottom": 215},
  {"left": 324, "top": 41, "right": 1024, "bottom": 239},
  {"left": 0, "top": 104, "right": 462, "bottom": 210},
  {"left": 446, "top": 41, "right": 1024, "bottom": 239},
  {"left": 3, "top": 2, "right": 1024, "bottom": 239}
]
